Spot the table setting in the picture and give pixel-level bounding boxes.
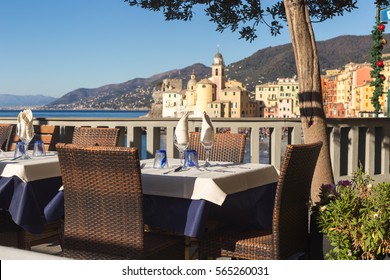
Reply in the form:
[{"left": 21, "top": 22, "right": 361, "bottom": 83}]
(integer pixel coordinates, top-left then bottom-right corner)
[
  {"left": 0, "top": 109, "right": 62, "bottom": 234},
  {"left": 16, "top": 109, "right": 35, "bottom": 160}
]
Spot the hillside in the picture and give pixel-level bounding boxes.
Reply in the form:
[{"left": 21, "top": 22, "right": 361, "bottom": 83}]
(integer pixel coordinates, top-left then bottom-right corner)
[
  {"left": 0, "top": 94, "right": 56, "bottom": 108},
  {"left": 45, "top": 34, "right": 390, "bottom": 110},
  {"left": 226, "top": 34, "right": 390, "bottom": 91}
]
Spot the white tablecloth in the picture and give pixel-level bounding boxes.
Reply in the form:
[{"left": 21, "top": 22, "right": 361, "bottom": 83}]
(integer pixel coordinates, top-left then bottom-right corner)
[
  {"left": 141, "top": 158, "right": 279, "bottom": 205},
  {"left": 0, "top": 151, "right": 60, "bottom": 182}
]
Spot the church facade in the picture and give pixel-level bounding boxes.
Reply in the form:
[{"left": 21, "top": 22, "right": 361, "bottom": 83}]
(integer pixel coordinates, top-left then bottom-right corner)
[{"left": 161, "top": 52, "right": 261, "bottom": 118}]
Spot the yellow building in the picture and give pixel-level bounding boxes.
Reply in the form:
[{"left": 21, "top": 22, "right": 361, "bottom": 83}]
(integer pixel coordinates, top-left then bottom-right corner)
[
  {"left": 255, "top": 77, "right": 299, "bottom": 118},
  {"left": 194, "top": 78, "right": 215, "bottom": 117},
  {"left": 255, "top": 82, "right": 279, "bottom": 108},
  {"left": 356, "top": 81, "right": 375, "bottom": 112}
]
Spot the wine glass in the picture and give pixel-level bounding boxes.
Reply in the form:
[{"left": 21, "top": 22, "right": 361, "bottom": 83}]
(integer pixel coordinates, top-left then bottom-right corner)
[
  {"left": 174, "top": 133, "right": 189, "bottom": 168},
  {"left": 16, "top": 126, "right": 34, "bottom": 159},
  {"left": 201, "top": 137, "right": 214, "bottom": 168}
]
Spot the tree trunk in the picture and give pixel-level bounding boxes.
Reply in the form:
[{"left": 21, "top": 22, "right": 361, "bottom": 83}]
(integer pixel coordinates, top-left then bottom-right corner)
[
  {"left": 284, "top": 0, "right": 334, "bottom": 203},
  {"left": 284, "top": 0, "right": 335, "bottom": 260}
]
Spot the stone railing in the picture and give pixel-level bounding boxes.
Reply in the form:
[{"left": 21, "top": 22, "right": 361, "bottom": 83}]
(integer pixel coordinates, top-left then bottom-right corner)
[{"left": 1, "top": 116, "right": 389, "bottom": 183}]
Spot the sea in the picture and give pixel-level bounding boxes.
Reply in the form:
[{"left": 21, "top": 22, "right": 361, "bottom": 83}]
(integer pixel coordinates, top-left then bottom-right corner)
[{"left": 0, "top": 109, "right": 148, "bottom": 118}]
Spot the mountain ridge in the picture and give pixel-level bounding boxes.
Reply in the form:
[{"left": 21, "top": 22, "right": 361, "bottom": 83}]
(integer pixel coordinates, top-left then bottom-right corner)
[{"left": 0, "top": 94, "right": 56, "bottom": 108}]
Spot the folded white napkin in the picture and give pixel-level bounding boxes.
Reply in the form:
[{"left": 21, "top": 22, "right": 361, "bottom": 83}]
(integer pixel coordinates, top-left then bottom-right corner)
[
  {"left": 175, "top": 112, "right": 190, "bottom": 145},
  {"left": 201, "top": 111, "right": 214, "bottom": 145},
  {"left": 17, "top": 109, "right": 34, "bottom": 140}
]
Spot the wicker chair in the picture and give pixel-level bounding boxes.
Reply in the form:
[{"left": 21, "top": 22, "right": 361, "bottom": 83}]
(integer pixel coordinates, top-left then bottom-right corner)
[
  {"left": 56, "top": 143, "right": 184, "bottom": 259},
  {"left": 8, "top": 125, "right": 60, "bottom": 151},
  {"left": 0, "top": 124, "right": 13, "bottom": 151},
  {"left": 188, "top": 132, "right": 246, "bottom": 163},
  {"left": 198, "top": 141, "right": 323, "bottom": 260},
  {"left": 71, "top": 127, "right": 120, "bottom": 147}
]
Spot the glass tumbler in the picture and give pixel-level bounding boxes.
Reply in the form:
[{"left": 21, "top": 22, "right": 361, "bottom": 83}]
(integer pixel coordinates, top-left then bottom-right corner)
[
  {"left": 153, "top": 149, "right": 168, "bottom": 168},
  {"left": 33, "top": 140, "right": 46, "bottom": 157}
]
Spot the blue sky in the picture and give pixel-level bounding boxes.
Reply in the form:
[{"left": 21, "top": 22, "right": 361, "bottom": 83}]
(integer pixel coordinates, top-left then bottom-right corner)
[{"left": 0, "top": 1, "right": 384, "bottom": 97}]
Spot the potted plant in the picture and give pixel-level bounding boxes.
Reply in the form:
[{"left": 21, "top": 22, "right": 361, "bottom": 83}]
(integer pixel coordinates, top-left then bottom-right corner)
[{"left": 314, "top": 165, "right": 390, "bottom": 260}]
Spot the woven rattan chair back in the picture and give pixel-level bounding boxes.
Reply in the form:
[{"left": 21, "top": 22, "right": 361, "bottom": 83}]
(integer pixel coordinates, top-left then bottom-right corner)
[
  {"left": 272, "top": 141, "right": 322, "bottom": 259},
  {"left": 188, "top": 132, "right": 246, "bottom": 163},
  {"left": 0, "top": 124, "right": 13, "bottom": 151},
  {"left": 198, "top": 141, "right": 322, "bottom": 260},
  {"left": 56, "top": 143, "right": 183, "bottom": 259},
  {"left": 72, "top": 127, "right": 120, "bottom": 147},
  {"left": 8, "top": 125, "right": 60, "bottom": 151}
]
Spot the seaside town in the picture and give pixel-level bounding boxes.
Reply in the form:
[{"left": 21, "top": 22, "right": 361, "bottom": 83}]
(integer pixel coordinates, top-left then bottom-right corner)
[{"left": 157, "top": 51, "right": 390, "bottom": 119}]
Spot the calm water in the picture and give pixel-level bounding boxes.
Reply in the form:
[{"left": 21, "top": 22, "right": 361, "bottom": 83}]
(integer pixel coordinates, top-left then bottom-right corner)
[{"left": 0, "top": 110, "right": 148, "bottom": 118}]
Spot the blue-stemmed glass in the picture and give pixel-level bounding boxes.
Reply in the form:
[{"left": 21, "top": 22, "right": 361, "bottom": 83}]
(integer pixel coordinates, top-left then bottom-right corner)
[{"left": 16, "top": 126, "right": 34, "bottom": 159}]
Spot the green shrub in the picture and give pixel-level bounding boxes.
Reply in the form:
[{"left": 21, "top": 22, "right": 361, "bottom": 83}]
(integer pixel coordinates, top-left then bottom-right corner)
[{"left": 314, "top": 165, "right": 390, "bottom": 260}]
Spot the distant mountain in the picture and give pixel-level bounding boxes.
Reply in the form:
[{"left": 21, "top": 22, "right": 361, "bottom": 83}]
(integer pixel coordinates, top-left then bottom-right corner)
[
  {"left": 47, "top": 63, "right": 210, "bottom": 110},
  {"left": 45, "top": 34, "right": 390, "bottom": 110},
  {"left": 0, "top": 94, "right": 57, "bottom": 108}
]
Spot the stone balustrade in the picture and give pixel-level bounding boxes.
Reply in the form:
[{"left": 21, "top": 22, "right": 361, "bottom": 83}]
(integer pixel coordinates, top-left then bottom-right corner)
[{"left": 1, "top": 116, "right": 389, "bottom": 183}]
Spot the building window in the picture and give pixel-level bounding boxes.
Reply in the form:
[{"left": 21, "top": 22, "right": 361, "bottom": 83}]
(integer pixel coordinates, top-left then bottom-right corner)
[{"left": 215, "top": 69, "right": 219, "bottom": 76}]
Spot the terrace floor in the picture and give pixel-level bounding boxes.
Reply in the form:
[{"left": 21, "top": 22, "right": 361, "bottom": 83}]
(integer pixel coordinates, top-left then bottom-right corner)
[{"left": 26, "top": 238, "right": 335, "bottom": 260}]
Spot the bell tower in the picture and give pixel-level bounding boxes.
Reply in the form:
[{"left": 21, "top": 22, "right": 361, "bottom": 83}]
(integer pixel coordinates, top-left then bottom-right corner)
[{"left": 211, "top": 51, "right": 225, "bottom": 100}]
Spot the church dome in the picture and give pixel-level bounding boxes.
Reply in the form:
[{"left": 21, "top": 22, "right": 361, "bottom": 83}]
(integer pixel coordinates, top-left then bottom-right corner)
[
  {"left": 187, "top": 73, "right": 197, "bottom": 90},
  {"left": 214, "top": 52, "right": 223, "bottom": 59},
  {"left": 198, "top": 78, "right": 214, "bottom": 85},
  {"left": 213, "top": 51, "right": 224, "bottom": 65}
]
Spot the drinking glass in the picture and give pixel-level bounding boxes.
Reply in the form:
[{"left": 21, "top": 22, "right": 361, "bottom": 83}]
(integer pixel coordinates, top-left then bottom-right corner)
[
  {"left": 33, "top": 140, "right": 46, "bottom": 157},
  {"left": 16, "top": 126, "right": 34, "bottom": 159},
  {"left": 201, "top": 137, "right": 214, "bottom": 168},
  {"left": 153, "top": 149, "right": 168, "bottom": 168},
  {"left": 174, "top": 133, "right": 189, "bottom": 168}
]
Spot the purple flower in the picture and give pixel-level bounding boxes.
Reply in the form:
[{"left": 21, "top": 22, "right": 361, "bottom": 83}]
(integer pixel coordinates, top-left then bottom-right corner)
[
  {"left": 321, "top": 183, "right": 337, "bottom": 194},
  {"left": 338, "top": 180, "right": 352, "bottom": 187}
]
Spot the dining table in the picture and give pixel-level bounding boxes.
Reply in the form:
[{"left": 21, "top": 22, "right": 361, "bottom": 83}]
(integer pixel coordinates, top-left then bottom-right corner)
[
  {"left": 140, "top": 159, "right": 279, "bottom": 237},
  {"left": 0, "top": 151, "right": 62, "bottom": 234}
]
